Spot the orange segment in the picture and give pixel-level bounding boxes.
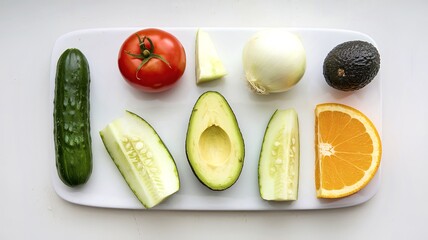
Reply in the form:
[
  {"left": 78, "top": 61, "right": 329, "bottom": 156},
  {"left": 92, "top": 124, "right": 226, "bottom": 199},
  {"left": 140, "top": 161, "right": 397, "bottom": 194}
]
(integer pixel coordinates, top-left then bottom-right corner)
[{"left": 315, "top": 103, "right": 382, "bottom": 198}]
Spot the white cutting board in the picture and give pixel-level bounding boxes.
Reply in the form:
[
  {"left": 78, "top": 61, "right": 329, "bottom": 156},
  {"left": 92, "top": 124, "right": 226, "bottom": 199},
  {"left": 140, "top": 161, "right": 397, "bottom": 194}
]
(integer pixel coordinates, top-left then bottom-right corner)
[{"left": 49, "top": 27, "right": 382, "bottom": 210}]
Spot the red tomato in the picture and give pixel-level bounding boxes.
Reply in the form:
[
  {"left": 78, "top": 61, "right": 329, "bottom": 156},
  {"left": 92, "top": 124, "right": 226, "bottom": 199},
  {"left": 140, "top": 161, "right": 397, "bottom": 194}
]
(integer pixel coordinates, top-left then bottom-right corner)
[{"left": 118, "top": 28, "right": 186, "bottom": 92}]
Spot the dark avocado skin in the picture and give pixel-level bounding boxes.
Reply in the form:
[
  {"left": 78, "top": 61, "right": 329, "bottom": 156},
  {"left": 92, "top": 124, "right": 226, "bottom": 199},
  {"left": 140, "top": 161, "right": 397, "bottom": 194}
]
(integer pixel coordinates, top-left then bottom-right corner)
[{"left": 323, "top": 40, "right": 380, "bottom": 91}]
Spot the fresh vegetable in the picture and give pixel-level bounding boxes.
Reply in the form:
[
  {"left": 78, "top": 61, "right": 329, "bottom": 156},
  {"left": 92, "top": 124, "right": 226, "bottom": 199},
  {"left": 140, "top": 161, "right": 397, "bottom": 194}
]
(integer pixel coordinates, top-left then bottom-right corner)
[
  {"left": 100, "top": 111, "right": 180, "bottom": 208},
  {"left": 185, "top": 91, "right": 245, "bottom": 191},
  {"left": 258, "top": 109, "right": 300, "bottom": 201},
  {"left": 195, "top": 29, "right": 227, "bottom": 84},
  {"left": 242, "top": 29, "right": 306, "bottom": 94},
  {"left": 323, "top": 40, "right": 380, "bottom": 91},
  {"left": 118, "top": 28, "right": 186, "bottom": 92},
  {"left": 54, "top": 48, "right": 92, "bottom": 187}
]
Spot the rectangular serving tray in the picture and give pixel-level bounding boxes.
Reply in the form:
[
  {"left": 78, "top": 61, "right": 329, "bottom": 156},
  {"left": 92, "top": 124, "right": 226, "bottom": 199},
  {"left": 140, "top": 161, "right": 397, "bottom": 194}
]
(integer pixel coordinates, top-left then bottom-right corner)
[{"left": 50, "top": 27, "right": 382, "bottom": 210}]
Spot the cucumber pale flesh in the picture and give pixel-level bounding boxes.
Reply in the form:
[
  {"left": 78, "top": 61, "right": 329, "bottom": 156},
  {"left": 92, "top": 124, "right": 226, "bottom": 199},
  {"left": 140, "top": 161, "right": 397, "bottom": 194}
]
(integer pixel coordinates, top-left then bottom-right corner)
[
  {"left": 258, "top": 109, "right": 300, "bottom": 201},
  {"left": 54, "top": 48, "right": 92, "bottom": 187},
  {"left": 100, "top": 111, "right": 180, "bottom": 209}
]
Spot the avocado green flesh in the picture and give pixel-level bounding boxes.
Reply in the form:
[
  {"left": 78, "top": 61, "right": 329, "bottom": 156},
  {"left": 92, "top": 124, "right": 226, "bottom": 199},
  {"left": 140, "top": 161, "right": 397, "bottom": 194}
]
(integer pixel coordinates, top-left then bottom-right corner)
[
  {"left": 258, "top": 109, "right": 299, "bottom": 201},
  {"left": 100, "top": 111, "right": 180, "bottom": 209},
  {"left": 199, "top": 125, "right": 231, "bottom": 167},
  {"left": 186, "top": 91, "right": 245, "bottom": 191}
]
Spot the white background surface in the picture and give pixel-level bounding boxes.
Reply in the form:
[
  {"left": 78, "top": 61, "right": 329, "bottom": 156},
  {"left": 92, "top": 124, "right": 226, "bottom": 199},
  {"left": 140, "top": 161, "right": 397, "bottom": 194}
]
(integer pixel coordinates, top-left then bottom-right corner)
[{"left": 1, "top": 0, "right": 427, "bottom": 239}]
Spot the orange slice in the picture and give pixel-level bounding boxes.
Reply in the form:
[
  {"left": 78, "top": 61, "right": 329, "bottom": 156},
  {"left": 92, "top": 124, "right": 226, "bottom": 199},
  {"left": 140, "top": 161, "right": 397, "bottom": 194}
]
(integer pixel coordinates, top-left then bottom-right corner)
[{"left": 315, "top": 103, "right": 382, "bottom": 198}]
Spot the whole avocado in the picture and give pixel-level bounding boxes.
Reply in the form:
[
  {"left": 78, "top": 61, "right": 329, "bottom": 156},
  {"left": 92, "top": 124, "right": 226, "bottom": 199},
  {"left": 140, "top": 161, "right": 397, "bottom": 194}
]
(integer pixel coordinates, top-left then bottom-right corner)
[{"left": 323, "top": 40, "right": 380, "bottom": 91}]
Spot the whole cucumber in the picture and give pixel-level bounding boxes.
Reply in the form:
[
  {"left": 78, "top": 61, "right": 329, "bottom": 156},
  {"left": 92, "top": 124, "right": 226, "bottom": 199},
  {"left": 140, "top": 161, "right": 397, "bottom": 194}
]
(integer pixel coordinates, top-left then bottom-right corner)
[{"left": 54, "top": 48, "right": 92, "bottom": 187}]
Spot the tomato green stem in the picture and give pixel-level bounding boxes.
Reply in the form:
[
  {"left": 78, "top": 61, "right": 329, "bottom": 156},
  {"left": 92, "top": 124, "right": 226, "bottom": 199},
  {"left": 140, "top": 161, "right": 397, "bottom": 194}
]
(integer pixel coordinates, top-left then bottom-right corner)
[
  {"left": 142, "top": 49, "right": 151, "bottom": 58},
  {"left": 125, "top": 34, "right": 171, "bottom": 80}
]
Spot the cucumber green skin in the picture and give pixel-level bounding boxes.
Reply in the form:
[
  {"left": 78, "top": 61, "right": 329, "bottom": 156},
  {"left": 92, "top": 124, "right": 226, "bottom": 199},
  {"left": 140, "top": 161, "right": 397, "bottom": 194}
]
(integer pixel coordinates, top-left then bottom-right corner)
[{"left": 54, "top": 48, "right": 92, "bottom": 187}]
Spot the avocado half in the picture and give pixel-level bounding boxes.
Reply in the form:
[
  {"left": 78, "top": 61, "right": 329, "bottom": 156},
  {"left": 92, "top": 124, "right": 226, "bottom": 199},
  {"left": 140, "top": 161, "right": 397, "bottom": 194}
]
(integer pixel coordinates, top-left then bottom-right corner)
[
  {"left": 323, "top": 40, "right": 380, "bottom": 91},
  {"left": 185, "top": 91, "right": 245, "bottom": 191}
]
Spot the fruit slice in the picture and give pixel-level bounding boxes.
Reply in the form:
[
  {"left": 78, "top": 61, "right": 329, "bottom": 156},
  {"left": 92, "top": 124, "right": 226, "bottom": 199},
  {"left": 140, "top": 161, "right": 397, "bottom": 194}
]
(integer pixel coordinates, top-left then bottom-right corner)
[
  {"left": 186, "top": 91, "right": 245, "bottom": 190},
  {"left": 100, "top": 111, "right": 180, "bottom": 208},
  {"left": 315, "top": 103, "right": 382, "bottom": 198},
  {"left": 258, "top": 109, "right": 300, "bottom": 201},
  {"left": 195, "top": 29, "right": 227, "bottom": 84}
]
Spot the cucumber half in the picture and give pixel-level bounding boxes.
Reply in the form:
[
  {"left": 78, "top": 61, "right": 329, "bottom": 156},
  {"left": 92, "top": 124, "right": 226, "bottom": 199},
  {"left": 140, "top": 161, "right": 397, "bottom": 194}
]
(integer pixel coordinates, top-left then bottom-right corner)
[
  {"left": 258, "top": 109, "right": 300, "bottom": 201},
  {"left": 100, "top": 111, "right": 180, "bottom": 209}
]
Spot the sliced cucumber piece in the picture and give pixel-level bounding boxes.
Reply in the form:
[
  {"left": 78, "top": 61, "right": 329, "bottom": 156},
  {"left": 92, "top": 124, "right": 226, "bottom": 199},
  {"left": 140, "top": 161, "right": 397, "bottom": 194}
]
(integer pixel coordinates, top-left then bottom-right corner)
[
  {"left": 100, "top": 111, "right": 180, "bottom": 208},
  {"left": 195, "top": 29, "right": 227, "bottom": 84},
  {"left": 258, "top": 109, "right": 299, "bottom": 201}
]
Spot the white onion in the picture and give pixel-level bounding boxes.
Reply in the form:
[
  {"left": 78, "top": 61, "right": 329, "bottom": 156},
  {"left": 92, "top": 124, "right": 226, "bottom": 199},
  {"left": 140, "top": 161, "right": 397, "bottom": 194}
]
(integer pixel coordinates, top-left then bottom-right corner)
[{"left": 242, "top": 29, "right": 306, "bottom": 94}]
